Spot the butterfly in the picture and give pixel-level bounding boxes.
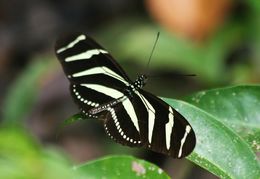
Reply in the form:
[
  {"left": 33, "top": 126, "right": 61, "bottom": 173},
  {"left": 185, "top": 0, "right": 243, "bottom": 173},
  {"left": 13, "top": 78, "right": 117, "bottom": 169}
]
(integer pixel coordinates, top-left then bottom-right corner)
[{"left": 55, "top": 33, "right": 196, "bottom": 158}]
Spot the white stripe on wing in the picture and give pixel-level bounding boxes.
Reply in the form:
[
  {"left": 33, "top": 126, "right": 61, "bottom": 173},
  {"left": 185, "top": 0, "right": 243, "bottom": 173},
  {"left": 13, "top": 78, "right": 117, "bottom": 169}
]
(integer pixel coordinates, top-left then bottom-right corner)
[
  {"left": 57, "top": 34, "right": 86, "bottom": 53},
  {"left": 72, "top": 66, "right": 128, "bottom": 84},
  {"left": 65, "top": 49, "right": 108, "bottom": 62},
  {"left": 165, "top": 107, "right": 174, "bottom": 150}
]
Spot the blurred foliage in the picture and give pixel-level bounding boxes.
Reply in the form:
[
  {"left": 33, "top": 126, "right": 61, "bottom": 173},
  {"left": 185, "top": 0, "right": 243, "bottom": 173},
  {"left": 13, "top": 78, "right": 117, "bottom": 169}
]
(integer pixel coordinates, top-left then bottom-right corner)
[
  {"left": 1, "top": 0, "right": 260, "bottom": 178},
  {"left": 0, "top": 127, "right": 76, "bottom": 179},
  {"left": 95, "top": 1, "right": 260, "bottom": 85},
  {"left": 2, "top": 57, "right": 56, "bottom": 124},
  {"left": 96, "top": 20, "right": 241, "bottom": 84}
]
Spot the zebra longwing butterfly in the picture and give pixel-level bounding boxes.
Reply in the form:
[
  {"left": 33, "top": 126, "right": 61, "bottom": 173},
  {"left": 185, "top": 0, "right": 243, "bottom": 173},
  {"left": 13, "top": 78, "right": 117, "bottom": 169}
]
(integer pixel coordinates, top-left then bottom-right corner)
[{"left": 55, "top": 33, "right": 196, "bottom": 158}]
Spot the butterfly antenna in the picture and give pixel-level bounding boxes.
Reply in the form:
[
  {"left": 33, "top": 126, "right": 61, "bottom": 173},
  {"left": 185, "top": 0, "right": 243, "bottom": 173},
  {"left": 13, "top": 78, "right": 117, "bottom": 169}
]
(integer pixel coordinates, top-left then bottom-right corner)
[
  {"left": 145, "top": 32, "right": 160, "bottom": 76},
  {"left": 148, "top": 74, "right": 197, "bottom": 78}
]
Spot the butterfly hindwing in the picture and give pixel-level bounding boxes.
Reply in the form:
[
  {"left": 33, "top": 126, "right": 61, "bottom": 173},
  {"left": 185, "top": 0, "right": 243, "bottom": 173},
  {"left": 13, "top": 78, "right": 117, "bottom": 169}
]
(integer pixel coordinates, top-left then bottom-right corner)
[
  {"left": 103, "top": 90, "right": 150, "bottom": 147},
  {"left": 69, "top": 84, "right": 115, "bottom": 118},
  {"left": 104, "top": 104, "right": 142, "bottom": 147}
]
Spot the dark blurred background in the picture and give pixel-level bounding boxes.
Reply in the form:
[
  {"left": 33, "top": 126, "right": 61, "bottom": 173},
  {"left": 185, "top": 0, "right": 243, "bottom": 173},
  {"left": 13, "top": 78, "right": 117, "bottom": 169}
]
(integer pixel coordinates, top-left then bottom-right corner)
[{"left": 0, "top": 0, "right": 259, "bottom": 178}]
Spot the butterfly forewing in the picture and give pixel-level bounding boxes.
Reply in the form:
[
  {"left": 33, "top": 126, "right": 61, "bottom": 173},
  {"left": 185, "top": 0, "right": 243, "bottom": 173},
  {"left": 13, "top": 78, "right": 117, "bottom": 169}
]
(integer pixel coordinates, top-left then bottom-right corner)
[
  {"left": 55, "top": 33, "right": 196, "bottom": 158},
  {"left": 55, "top": 33, "right": 131, "bottom": 83},
  {"left": 55, "top": 33, "right": 131, "bottom": 117},
  {"left": 138, "top": 90, "right": 196, "bottom": 158}
]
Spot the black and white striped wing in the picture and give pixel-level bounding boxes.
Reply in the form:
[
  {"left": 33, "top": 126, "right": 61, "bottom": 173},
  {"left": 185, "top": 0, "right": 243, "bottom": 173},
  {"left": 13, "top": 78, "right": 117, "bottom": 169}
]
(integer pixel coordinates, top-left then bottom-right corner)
[
  {"left": 55, "top": 33, "right": 131, "bottom": 118},
  {"left": 139, "top": 90, "right": 195, "bottom": 158},
  {"left": 103, "top": 89, "right": 196, "bottom": 158}
]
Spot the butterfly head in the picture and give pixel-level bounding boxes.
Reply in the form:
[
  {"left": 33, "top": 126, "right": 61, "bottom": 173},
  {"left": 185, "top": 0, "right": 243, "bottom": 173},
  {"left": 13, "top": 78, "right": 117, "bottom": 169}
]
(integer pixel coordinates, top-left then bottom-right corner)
[{"left": 134, "top": 74, "right": 148, "bottom": 89}]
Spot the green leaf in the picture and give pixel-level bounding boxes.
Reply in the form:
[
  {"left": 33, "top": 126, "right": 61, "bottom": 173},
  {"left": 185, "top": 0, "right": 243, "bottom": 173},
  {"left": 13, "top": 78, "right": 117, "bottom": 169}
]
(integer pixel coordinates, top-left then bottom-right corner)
[
  {"left": 163, "top": 98, "right": 260, "bottom": 179},
  {"left": 56, "top": 113, "right": 85, "bottom": 138},
  {"left": 74, "top": 155, "right": 170, "bottom": 179},
  {"left": 185, "top": 85, "right": 260, "bottom": 151},
  {"left": 2, "top": 58, "right": 55, "bottom": 124},
  {"left": 61, "top": 113, "right": 86, "bottom": 126}
]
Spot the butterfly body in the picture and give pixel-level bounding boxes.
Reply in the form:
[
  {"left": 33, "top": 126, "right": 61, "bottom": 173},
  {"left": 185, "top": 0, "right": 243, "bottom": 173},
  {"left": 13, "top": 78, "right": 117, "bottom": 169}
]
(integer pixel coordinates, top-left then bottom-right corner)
[{"left": 55, "top": 33, "right": 196, "bottom": 158}]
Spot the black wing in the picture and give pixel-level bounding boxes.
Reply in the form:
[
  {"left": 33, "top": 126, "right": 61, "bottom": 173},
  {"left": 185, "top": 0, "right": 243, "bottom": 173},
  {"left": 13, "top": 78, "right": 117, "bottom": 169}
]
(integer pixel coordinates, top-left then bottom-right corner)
[
  {"left": 104, "top": 104, "right": 143, "bottom": 148},
  {"left": 139, "top": 90, "right": 196, "bottom": 158},
  {"left": 55, "top": 33, "right": 131, "bottom": 118},
  {"left": 103, "top": 89, "right": 195, "bottom": 158}
]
